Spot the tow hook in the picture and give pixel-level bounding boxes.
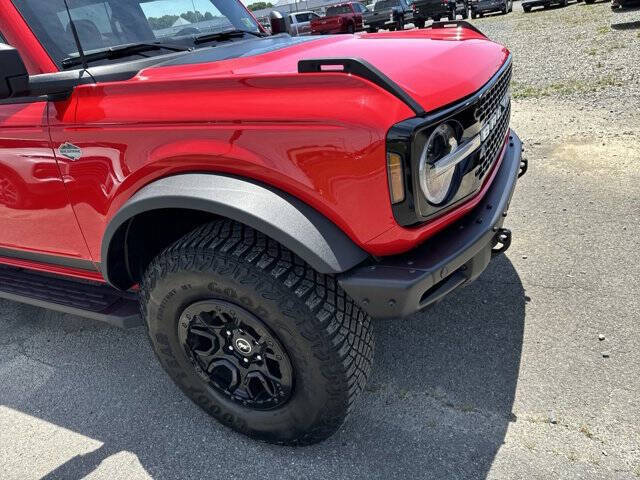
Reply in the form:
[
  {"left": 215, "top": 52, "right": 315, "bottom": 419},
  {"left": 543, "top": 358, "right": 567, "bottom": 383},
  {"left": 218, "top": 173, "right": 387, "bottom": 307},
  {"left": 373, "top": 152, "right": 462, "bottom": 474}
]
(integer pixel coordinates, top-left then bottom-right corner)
[
  {"left": 492, "top": 228, "right": 512, "bottom": 257},
  {"left": 518, "top": 158, "right": 528, "bottom": 178}
]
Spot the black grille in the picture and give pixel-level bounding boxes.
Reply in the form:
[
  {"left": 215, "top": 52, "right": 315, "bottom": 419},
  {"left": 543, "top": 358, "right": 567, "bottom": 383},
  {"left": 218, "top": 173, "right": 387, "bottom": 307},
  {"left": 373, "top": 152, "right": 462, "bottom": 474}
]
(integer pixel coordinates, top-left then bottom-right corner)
[
  {"left": 476, "top": 104, "right": 510, "bottom": 179},
  {"left": 475, "top": 65, "right": 512, "bottom": 125},
  {"left": 474, "top": 65, "right": 512, "bottom": 180}
]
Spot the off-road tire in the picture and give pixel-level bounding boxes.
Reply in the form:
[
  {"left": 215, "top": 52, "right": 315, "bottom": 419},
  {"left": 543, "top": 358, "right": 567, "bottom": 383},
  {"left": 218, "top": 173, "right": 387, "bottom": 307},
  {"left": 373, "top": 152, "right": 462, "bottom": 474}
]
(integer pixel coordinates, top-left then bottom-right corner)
[
  {"left": 347, "top": 23, "right": 355, "bottom": 33},
  {"left": 140, "top": 219, "right": 374, "bottom": 445},
  {"left": 523, "top": 5, "right": 531, "bottom": 11}
]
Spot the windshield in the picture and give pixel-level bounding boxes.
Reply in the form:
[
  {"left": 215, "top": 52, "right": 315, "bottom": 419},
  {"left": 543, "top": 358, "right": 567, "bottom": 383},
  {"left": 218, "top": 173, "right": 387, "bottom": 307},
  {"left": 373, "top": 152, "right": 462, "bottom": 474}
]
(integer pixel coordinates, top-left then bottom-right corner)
[
  {"left": 326, "top": 5, "right": 352, "bottom": 15},
  {"left": 11, "top": 0, "right": 261, "bottom": 69},
  {"left": 374, "top": 0, "right": 399, "bottom": 10}
]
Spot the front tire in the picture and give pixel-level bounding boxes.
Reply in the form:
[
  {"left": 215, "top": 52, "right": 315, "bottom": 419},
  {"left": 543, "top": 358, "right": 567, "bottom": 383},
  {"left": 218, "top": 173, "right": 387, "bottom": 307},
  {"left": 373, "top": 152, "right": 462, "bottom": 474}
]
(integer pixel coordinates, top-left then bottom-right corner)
[{"left": 141, "top": 220, "right": 374, "bottom": 445}]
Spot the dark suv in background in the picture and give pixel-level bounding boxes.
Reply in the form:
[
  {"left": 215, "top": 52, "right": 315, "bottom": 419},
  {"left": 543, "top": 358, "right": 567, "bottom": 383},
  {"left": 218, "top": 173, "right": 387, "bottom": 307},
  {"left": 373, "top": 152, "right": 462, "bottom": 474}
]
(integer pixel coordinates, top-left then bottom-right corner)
[
  {"left": 412, "top": 0, "right": 469, "bottom": 26},
  {"left": 470, "top": 0, "right": 513, "bottom": 17},
  {"left": 611, "top": 0, "right": 640, "bottom": 11},
  {"left": 522, "top": 0, "right": 568, "bottom": 12},
  {"left": 363, "top": 0, "right": 414, "bottom": 32}
]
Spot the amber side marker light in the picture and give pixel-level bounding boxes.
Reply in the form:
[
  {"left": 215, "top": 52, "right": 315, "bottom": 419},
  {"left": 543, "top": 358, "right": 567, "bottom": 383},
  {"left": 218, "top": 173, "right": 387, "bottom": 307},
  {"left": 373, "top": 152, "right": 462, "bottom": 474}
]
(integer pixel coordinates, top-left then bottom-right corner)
[{"left": 387, "top": 152, "right": 405, "bottom": 204}]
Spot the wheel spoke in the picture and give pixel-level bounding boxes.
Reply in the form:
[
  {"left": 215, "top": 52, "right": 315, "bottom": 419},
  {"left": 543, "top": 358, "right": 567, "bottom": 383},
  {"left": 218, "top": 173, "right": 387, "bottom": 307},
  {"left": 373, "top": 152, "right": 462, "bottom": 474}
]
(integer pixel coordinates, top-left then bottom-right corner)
[{"left": 179, "top": 299, "right": 293, "bottom": 410}]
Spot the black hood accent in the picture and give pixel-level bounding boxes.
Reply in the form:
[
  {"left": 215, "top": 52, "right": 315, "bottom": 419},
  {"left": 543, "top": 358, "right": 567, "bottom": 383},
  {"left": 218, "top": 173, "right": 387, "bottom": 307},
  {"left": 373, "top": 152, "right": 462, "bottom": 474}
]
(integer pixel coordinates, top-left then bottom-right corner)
[
  {"left": 157, "top": 34, "right": 321, "bottom": 67},
  {"left": 84, "top": 35, "right": 322, "bottom": 85}
]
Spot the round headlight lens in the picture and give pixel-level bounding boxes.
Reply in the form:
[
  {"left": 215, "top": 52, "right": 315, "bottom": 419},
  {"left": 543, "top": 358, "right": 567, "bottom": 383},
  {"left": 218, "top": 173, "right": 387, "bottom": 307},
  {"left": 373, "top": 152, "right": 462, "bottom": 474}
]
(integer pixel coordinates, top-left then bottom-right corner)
[{"left": 418, "top": 123, "right": 459, "bottom": 205}]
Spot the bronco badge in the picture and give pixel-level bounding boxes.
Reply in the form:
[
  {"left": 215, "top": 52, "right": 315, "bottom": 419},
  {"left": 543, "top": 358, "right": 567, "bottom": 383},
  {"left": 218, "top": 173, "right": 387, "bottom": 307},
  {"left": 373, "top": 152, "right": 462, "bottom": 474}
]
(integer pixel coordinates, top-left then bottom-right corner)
[{"left": 58, "top": 143, "right": 82, "bottom": 161}]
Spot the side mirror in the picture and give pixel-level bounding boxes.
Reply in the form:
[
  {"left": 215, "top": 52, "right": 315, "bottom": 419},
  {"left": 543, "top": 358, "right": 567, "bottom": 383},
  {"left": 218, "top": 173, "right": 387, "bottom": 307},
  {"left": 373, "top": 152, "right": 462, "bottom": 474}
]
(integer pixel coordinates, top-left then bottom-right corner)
[
  {"left": 0, "top": 44, "right": 29, "bottom": 100},
  {"left": 270, "top": 11, "right": 287, "bottom": 35}
]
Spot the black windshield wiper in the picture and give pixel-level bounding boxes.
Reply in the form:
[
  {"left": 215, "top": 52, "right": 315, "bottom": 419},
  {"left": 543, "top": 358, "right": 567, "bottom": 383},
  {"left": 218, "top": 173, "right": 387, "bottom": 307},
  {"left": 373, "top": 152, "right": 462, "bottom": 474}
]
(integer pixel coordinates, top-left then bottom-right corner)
[
  {"left": 193, "top": 29, "right": 266, "bottom": 45},
  {"left": 62, "top": 42, "right": 192, "bottom": 69}
]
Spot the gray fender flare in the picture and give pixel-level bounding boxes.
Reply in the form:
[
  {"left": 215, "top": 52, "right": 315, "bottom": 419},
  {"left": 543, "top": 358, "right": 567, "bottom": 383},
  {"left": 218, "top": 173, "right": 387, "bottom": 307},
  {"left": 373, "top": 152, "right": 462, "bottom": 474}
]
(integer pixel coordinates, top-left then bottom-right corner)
[{"left": 101, "top": 174, "right": 369, "bottom": 286}]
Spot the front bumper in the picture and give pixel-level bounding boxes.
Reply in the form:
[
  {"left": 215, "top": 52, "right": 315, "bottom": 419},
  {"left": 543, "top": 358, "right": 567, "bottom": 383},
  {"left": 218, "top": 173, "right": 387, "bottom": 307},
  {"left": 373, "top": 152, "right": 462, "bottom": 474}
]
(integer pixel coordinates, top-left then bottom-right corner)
[
  {"left": 522, "top": 0, "right": 550, "bottom": 6},
  {"left": 339, "top": 131, "right": 526, "bottom": 320}
]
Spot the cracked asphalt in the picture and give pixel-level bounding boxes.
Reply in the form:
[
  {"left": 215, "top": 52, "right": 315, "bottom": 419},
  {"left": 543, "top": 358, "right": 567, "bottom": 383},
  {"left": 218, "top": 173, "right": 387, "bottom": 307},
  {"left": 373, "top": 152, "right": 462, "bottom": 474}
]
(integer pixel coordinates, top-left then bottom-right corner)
[{"left": 1, "top": 2, "right": 639, "bottom": 479}]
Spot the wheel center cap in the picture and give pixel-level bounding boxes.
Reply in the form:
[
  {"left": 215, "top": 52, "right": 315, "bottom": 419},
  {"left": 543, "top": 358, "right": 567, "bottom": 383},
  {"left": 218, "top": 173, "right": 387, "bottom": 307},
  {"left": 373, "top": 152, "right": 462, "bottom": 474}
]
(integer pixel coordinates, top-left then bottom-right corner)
[{"left": 234, "top": 338, "right": 252, "bottom": 355}]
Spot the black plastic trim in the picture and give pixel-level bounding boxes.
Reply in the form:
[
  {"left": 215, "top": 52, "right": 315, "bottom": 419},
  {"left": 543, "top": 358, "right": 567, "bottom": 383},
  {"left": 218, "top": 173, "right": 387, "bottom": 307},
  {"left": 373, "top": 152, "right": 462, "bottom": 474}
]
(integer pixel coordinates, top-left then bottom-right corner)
[
  {"left": 102, "top": 174, "right": 369, "bottom": 289},
  {"left": 0, "top": 265, "right": 141, "bottom": 329},
  {"left": 298, "top": 57, "right": 426, "bottom": 115},
  {"left": 339, "top": 131, "right": 523, "bottom": 320},
  {"left": 0, "top": 247, "right": 99, "bottom": 272},
  {"left": 425, "top": 20, "right": 488, "bottom": 37}
]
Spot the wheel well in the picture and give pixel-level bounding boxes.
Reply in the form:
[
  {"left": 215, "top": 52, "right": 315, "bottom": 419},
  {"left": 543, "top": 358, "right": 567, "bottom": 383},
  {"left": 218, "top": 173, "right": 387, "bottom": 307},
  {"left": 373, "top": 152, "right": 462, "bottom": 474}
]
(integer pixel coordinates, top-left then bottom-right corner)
[{"left": 106, "top": 208, "right": 217, "bottom": 289}]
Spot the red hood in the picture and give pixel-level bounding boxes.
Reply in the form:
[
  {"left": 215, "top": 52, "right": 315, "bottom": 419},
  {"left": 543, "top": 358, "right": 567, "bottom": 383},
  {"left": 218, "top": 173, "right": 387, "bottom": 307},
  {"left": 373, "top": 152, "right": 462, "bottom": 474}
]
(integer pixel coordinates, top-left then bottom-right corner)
[{"left": 143, "top": 28, "right": 510, "bottom": 113}]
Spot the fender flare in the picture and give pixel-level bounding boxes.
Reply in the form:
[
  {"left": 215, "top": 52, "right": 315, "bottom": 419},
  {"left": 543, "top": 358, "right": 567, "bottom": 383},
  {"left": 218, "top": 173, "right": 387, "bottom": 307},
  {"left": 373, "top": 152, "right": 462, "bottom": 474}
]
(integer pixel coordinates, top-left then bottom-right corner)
[{"left": 101, "top": 174, "right": 369, "bottom": 287}]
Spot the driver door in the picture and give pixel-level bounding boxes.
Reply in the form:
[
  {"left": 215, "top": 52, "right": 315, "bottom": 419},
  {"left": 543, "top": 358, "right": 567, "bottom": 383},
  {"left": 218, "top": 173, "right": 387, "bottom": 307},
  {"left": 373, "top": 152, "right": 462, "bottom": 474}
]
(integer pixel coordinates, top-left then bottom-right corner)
[{"left": 0, "top": 32, "right": 92, "bottom": 266}]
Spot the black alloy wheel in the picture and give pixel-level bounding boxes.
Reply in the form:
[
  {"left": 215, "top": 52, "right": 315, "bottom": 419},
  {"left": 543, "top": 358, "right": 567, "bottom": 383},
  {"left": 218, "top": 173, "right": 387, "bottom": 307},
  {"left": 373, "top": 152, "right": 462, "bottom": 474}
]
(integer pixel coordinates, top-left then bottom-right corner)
[{"left": 179, "top": 299, "right": 293, "bottom": 410}]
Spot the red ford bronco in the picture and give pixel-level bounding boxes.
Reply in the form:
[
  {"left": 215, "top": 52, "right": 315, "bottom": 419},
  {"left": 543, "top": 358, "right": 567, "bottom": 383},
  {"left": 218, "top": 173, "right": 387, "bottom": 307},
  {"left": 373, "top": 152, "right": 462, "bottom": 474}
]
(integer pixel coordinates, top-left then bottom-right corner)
[
  {"left": 310, "top": 2, "right": 366, "bottom": 34},
  {"left": 0, "top": 0, "right": 526, "bottom": 445}
]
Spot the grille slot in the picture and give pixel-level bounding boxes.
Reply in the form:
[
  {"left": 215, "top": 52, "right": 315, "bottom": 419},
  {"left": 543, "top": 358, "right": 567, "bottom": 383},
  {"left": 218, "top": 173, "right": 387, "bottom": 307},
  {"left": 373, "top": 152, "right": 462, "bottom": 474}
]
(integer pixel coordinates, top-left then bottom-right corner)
[
  {"left": 476, "top": 104, "right": 510, "bottom": 179},
  {"left": 475, "top": 65, "right": 512, "bottom": 125},
  {"left": 474, "top": 65, "right": 512, "bottom": 180}
]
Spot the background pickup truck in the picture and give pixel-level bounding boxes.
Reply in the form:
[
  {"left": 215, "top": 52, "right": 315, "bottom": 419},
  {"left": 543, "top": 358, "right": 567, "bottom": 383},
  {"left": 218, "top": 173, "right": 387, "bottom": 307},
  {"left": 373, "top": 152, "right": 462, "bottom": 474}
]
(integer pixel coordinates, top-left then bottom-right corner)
[
  {"left": 310, "top": 2, "right": 366, "bottom": 34},
  {"left": 287, "top": 11, "right": 322, "bottom": 35},
  {"left": 412, "top": 0, "right": 469, "bottom": 26},
  {"left": 363, "top": 0, "right": 414, "bottom": 32}
]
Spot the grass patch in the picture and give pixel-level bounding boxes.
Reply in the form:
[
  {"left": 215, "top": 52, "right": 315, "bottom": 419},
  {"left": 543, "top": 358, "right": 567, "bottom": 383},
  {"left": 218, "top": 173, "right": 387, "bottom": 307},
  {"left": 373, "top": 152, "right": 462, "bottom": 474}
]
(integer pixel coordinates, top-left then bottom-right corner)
[
  {"left": 596, "top": 25, "right": 610, "bottom": 35},
  {"left": 585, "top": 48, "right": 598, "bottom": 56},
  {"left": 513, "top": 76, "right": 622, "bottom": 99}
]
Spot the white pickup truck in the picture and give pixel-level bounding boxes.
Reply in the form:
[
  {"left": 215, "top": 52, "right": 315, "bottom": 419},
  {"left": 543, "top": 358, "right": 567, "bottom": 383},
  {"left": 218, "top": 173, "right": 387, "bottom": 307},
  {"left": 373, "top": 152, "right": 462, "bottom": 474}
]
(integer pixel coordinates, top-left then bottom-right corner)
[{"left": 287, "top": 10, "right": 321, "bottom": 35}]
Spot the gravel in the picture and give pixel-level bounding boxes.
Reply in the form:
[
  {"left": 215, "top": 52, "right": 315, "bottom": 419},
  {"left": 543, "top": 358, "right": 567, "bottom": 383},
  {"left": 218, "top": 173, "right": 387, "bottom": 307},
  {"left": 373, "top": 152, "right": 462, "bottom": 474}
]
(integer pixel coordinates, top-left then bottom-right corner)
[{"left": 472, "top": 1, "right": 639, "bottom": 108}]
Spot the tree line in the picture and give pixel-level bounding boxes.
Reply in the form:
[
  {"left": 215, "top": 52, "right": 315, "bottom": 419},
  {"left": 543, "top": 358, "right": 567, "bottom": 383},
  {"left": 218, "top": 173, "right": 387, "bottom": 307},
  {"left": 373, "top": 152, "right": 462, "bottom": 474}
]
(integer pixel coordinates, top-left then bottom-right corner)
[{"left": 147, "top": 11, "right": 218, "bottom": 30}]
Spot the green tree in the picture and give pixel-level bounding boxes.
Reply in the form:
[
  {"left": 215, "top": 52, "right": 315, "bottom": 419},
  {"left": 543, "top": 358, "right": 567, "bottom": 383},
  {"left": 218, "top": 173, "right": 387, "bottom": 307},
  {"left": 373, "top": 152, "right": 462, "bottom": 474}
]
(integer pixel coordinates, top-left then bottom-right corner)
[
  {"left": 147, "top": 15, "right": 180, "bottom": 30},
  {"left": 248, "top": 2, "right": 274, "bottom": 11},
  {"left": 180, "top": 10, "right": 205, "bottom": 23}
]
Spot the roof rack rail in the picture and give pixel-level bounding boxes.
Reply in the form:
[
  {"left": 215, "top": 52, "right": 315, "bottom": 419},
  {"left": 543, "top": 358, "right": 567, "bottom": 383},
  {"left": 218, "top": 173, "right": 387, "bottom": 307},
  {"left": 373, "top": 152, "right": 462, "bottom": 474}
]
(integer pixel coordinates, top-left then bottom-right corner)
[
  {"left": 426, "top": 20, "right": 487, "bottom": 38},
  {"left": 298, "top": 57, "right": 425, "bottom": 115}
]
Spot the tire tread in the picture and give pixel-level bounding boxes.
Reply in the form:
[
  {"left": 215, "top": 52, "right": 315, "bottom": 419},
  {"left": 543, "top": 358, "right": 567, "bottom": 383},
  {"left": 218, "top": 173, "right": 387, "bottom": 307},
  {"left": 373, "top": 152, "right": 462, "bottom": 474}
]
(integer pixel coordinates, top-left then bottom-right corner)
[{"left": 140, "top": 219, "right": 374, "bottom": 446}]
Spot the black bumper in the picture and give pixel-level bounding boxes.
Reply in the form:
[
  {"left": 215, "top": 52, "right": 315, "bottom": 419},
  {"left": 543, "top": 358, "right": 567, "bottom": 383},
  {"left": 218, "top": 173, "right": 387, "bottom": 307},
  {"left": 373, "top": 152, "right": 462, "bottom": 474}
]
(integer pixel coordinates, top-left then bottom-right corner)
[{"left": 339, "top": 132, "right": 526, "bottom": 320}]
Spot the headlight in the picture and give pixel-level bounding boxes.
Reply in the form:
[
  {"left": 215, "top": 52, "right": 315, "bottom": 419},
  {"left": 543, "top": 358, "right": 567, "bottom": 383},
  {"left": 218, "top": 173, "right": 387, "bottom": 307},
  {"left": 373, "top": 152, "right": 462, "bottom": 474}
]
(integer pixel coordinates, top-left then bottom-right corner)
[{"left": 418, "top": 123, "right": 459, "bottom": 205}]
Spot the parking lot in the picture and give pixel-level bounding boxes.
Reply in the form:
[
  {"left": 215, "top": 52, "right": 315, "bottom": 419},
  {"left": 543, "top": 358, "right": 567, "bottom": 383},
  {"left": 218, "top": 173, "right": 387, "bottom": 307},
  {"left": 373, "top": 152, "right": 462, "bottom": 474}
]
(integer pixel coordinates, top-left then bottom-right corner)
[{"left": 1, "top": 2, "right": 639, "bottom": 479}]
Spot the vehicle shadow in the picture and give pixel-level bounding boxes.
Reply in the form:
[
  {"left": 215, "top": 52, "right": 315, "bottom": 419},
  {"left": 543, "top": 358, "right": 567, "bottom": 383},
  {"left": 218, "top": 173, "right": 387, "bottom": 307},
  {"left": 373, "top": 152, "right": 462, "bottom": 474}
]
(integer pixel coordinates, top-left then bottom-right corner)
[
  {"left": 611, "top": 19, "right": 640, "bottom": 29},
  {"left": 0, "top": 254, "right": 525, "bottom": 480}
]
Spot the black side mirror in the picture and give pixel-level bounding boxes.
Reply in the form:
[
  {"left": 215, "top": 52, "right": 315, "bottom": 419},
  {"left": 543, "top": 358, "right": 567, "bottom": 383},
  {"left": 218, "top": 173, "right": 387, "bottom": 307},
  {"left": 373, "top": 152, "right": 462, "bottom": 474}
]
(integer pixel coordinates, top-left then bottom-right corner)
[
  {"left": 0, "top": 44, "right": 29, "bottom": 100},
  {"left": 270, "top": 11, "right": 287, "bottom": 35}
]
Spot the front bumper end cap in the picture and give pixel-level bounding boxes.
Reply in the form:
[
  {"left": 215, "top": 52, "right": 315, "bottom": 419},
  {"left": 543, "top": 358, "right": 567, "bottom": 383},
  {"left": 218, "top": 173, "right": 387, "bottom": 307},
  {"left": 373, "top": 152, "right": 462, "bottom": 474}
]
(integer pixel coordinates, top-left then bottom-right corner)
[{"left": 339, "top": 131, "right": 525, "bottom": 320}]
